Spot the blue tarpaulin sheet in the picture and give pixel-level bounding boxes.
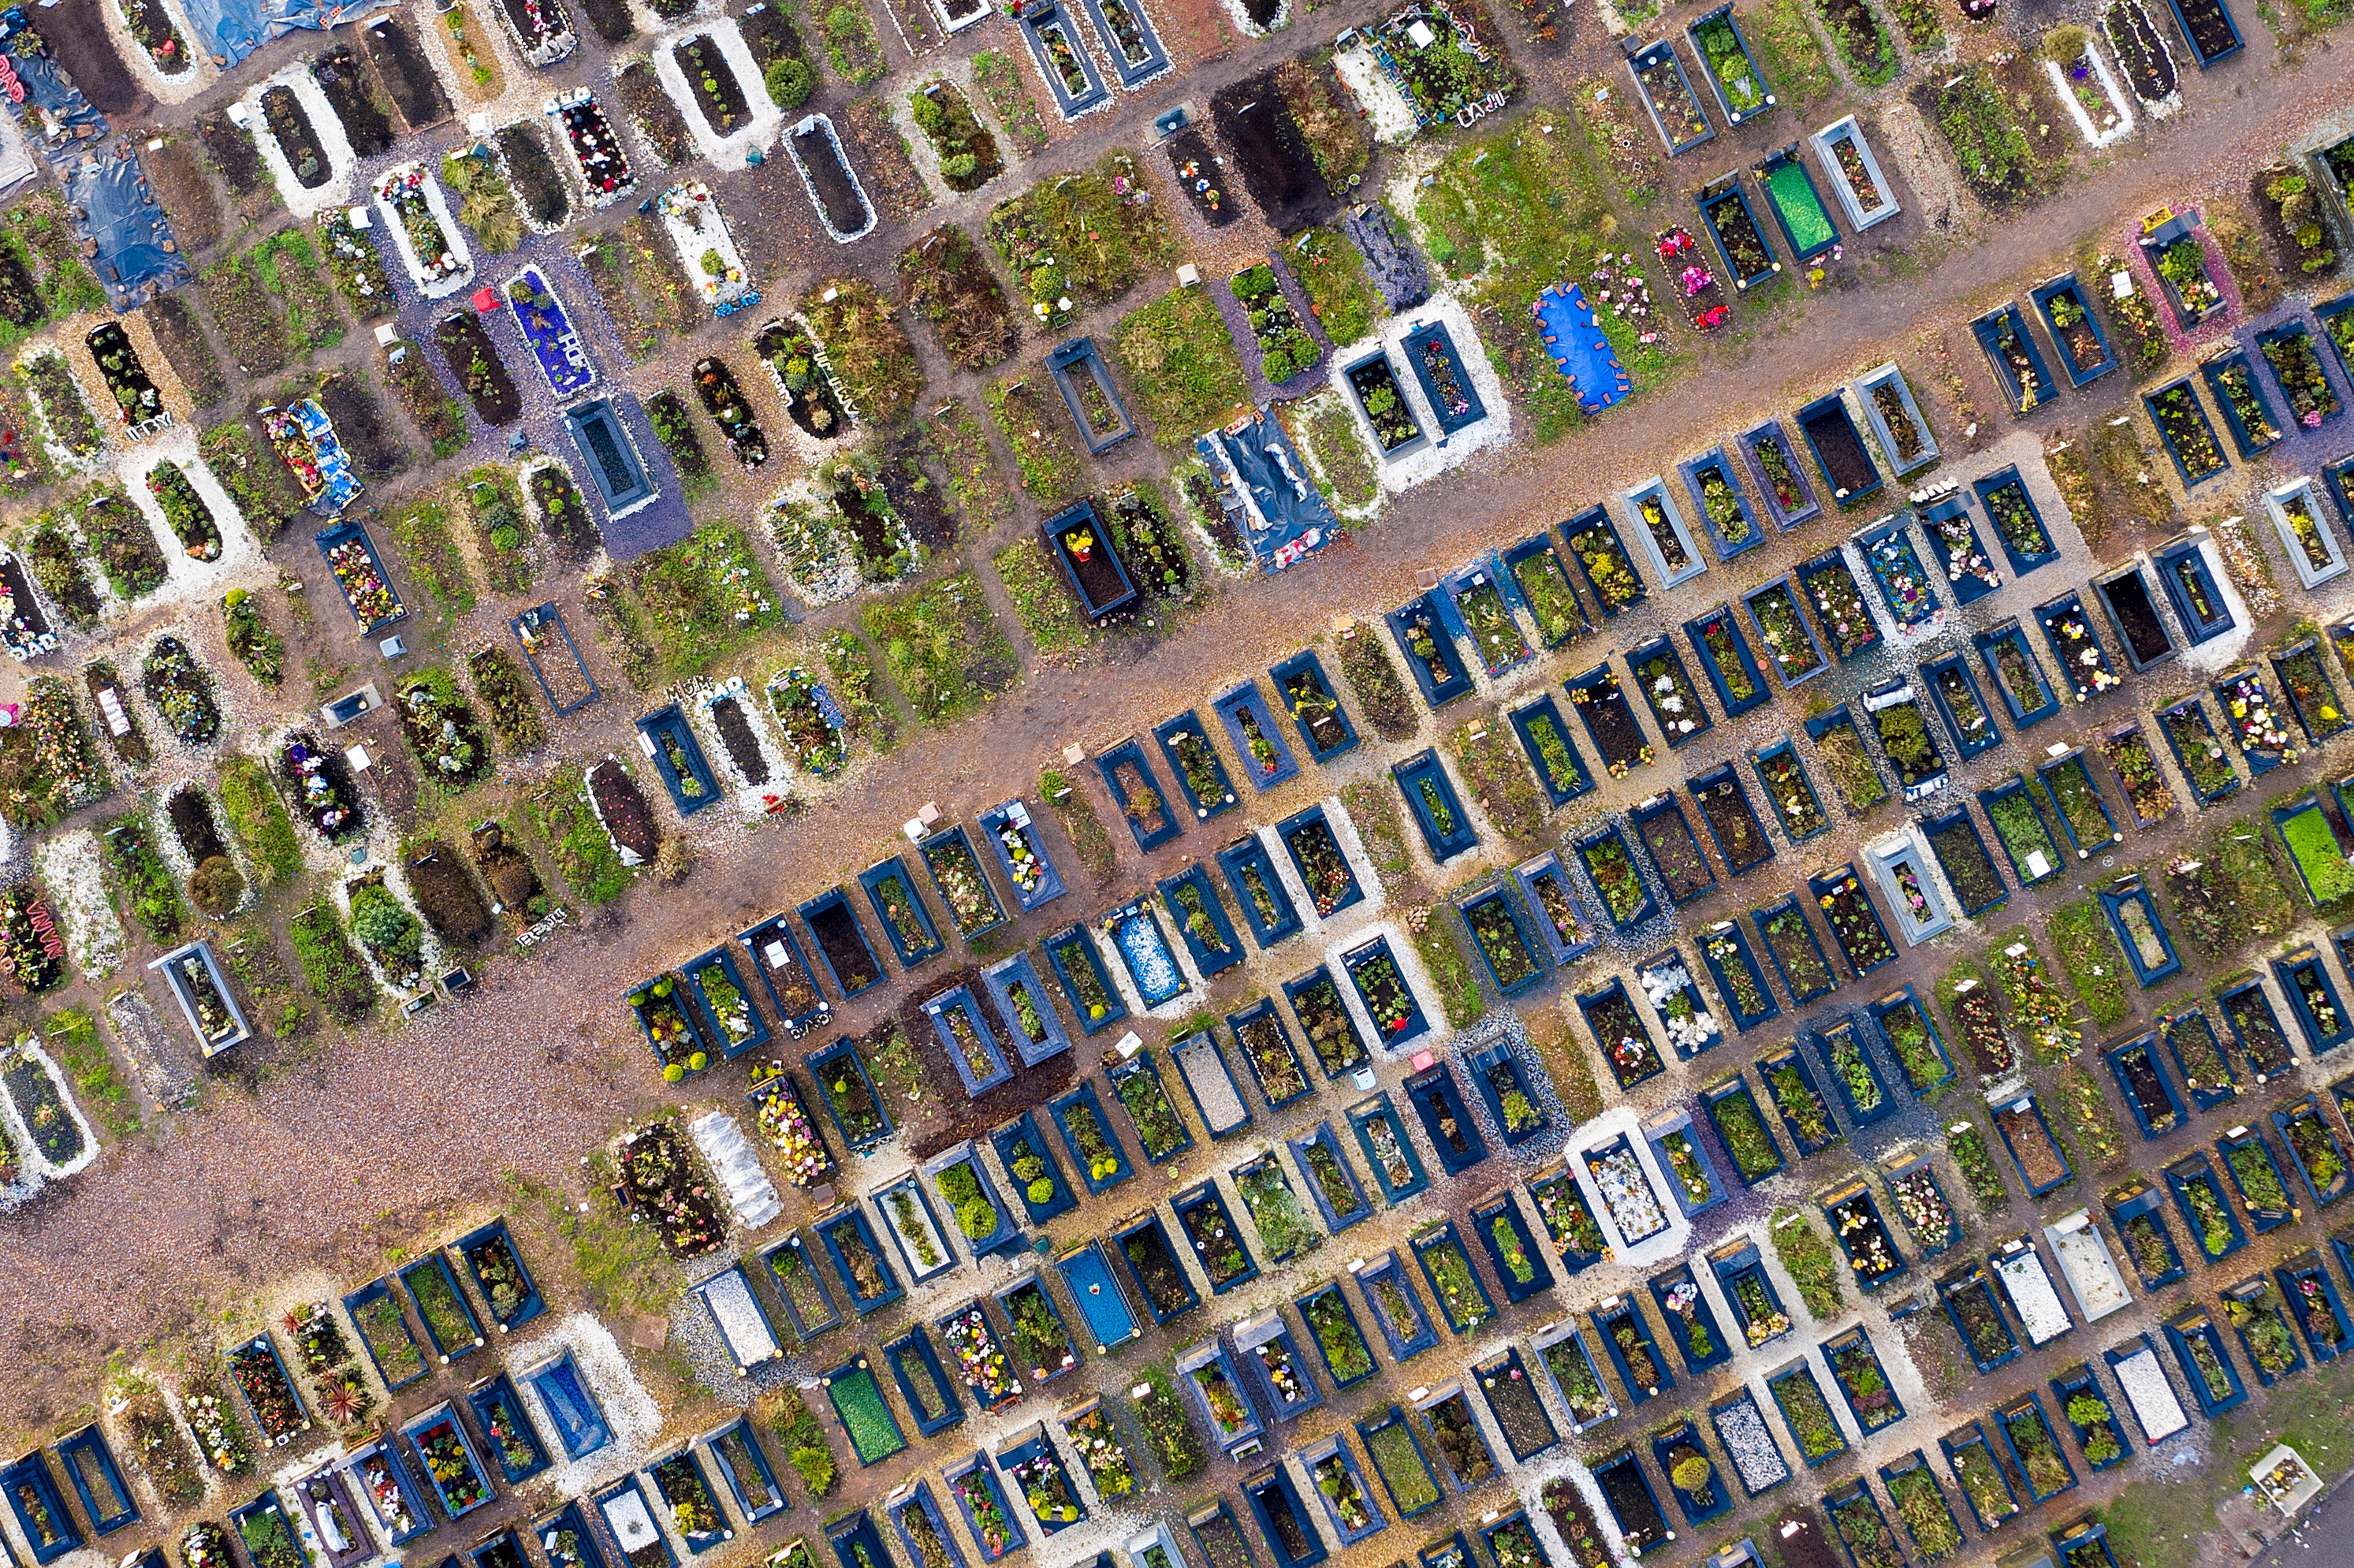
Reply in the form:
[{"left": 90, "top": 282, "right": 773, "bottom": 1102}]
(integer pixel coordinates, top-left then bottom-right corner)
[
  {"left": 1533, "top": 283, "right": 1630, "bottom": 415},
  {"left": 1197, "top": 411, "right": 1337, "bottom": 575},
  {"left": 1, "top": 31, "right": 188, "bottom": 307},
  {"left": 175, "top": 0, "right": 393, "bottom": 69},
  {"left": 65, "top": 149, "right": 188, "bottom": 308}
]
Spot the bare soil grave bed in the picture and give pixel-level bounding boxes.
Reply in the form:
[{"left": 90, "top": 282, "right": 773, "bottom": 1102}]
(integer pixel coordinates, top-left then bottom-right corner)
[
  {"left": 498, "top": 124, "right": 571, "bottom": 227},
  {"left": 1210, "top": 73, "right": 1332, "bottom": 235},
  {"left": 616, "top": 59, "right": 691, "bottom": 166},
  {"left": 362, "top": 13, "right": 453, "bottom": 132}
]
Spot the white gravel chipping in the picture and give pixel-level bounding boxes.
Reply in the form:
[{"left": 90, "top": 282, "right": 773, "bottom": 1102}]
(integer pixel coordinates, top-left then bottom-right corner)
[
  {"left": 1175, "top": 1035, "right": 1247, "bottom": 1133},
  {"left": 2112, "top": 1347, "right": 2188, "bottom": 1442},
  {"left": 33, "top": 831, "right": 124, "bottom": 978},
  {"left": 1994, "top": 1248, "right": 2074, "bottom": 1344},
  {"left": 694, "top": 1267, "right": 780, "bottom": 1372},
  {"left": 1714, "top": 1393, "right": 1790, "bottom": 1494}
]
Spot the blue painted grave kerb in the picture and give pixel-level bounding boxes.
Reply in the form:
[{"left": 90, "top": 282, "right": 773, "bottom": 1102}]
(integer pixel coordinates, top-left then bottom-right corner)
[
  {"left": 1047, "top": 1079, "right": 1132, "bottom": 1194},
  {"left": 1470, "top": 1196, "right": 1552, "bottom": 1303},
  {"left": 758, "top": 1231, "right": 842, "bottom": 1342},
  {"left": 2275, "top": 1097, "right": 2350, "bottom": 1207},
  {"left": 1153, "top": 711, "right": 1238, "bottom": 821},
  {"left": 1923, "top": 805, "right": 2009, "bottom": 917},
  {"left": 2167, "top": 1150, "right": 2246, "bottom": 1260},
  {"left": 2153, "top": 534, "right": 2234, "bottom": 646},
  {"left": 1288, "top": 1122, "right": 1370, "bottom": 1231},
  {"left": 1769, "top": 1361, "right": 1849, "bottom": 1467},
  {"left": 974, "top": 801, "right": 1063, "bottom": 915},
  {"left": 925, "top": 1141, "right": 1020, "bottom": 1259},
  {"left": 1682, "top": 607, "right": 1771, "bottom": 716},
  {"left": 2220, "top": 1276, "right": 2304, "bottom": 1390},
  {"left": 888, "top": 1483, "right": 966, "bottom": 1568},
  {"left": 1994, "top": 1092, "right": 2073, "bottom": 1197},
  {"left": 881, "top": 1328, "right": 964, "bottom": 1438},
  {"left": 1016, "top": 0, "right": 1109, "bottom": 114},
  {"left": 1939, "top": 1261, "right": 2021, "bottom": 1372},
  {"left": 2166, "top": 1307, "right": 2248, "bottom": 1414},
  {"left": 1711, "top": 1239, "right": 1791, "bottom": 1347},
  {"left": 2221, "top": 1124, "right": 2300, "bottom": 1231},
  {"left": 1916, "top": 488, "right": 2002, "bottom": 606},
  {"left": 1700, "top": 1077, "right": 1783, "bottom": 1184},
  {"left": 2280, "top": 1249, "right": 2354, "bottom": 1358},
  {"left": 1751, "top": 893, "right": 1836, "bottom": 1004},
  {"left": 1751, "top": 742, "right": 1830, "bottom": 848},
  {"left": 2158, "top": 696, "right": 2238, "bottom": 803},
  {"left": 2033, "top": 272, "right": 2117, "bottom": 386},
  {"left": 1499, "top": 531, "right": 1593, "bottom": 645},
  {"left": 1440, "top": 553, "right": 1532, "bottom": 677},
  {"left": 1108, "top": 1048, "right": 1194, "bottom": 1164},
  {"left": 1560, "top": 505, "right": 1650, "bottom": 614},
  {"left": 798, "top": 887, "right": 885, "bottom": 999},
  {"left": 1290, "top": 963, "right": 1371, "bottom": 1078},
  {"left": 990, "top": 1109, "right": 1075, "bottom": 1226},
  {"left": 1648, "top": 1259, "right": 1731, "bottom": 1373},
  {"left": 2258, "top": 319, "right": 2346, "bottom": 428},
  {"left": 524, "top": 1350, "right": 615, "bottom": 1458},
  {"left": 1755, "top": 147, "right": 1842, "bottom": 266},
  {"left": 1400, "top": 317, "right": 1488, "bottom": 436},
  {"left": 1972, "top": 302, "right": 2058, "bottom": 415},
  {"left": 2146, "top": 376, "right": 2233, "bottom": 484},
  {"left": 739, "top": 913, "right": 832, "bottom": 1036},
  {"left": 981, "top": 951, "right": 1071, "bottom": 1068},
  {"left": 2278, "top": 941, "right": 2354, "bottom": 1049},
  {"left": 817, "top": 1204, "right": 905, "bottom": 1313},
  {"left": 1823, "top": 1324, "right": 1905, "bottom": 1430},
  {"left": 1973, "top": 465, "right": 2059, "bottom": 576},
  {"left": 1576, "top": 821, "right": 1659, "bottom": 933},
  {"left": 1458, "top": 883, "right": 1545, "bottom": 999},
  {"left": 1269, "top": 650, "right": 1359, "bottom": 761},
  {"left": 1403, "top": 1064, "right": 1487, "bottom": 1175},
  {"left": 1298, "top": 1433, "right": 1387, "bottom": 1545},
  {"left": 1104, "top": 898, "right": 1190, "bottom": 1009},
  {"left": 1938, "top": 1423, "right": 2014, "bottom": 1528},
  {"left": 1739, "top": 419, "right": 1823, "bottom": 527},
  {"left": 1354, "top": 1250, "right": 1439, "bottom": 1361},
  {"left": 510, "top": 602, "right": 598, "bottom": 715},
  {"left": 342, "top": 1278, "right": 427, "bottom": 1390},
  {"left": 1466, "top": 1037, "right": 1548, "bottom": 1148},
  {"left": 684, "top": 942, "right": 771, "bottom": 1060},
  {"left": 468, "top": 1372, "right": 552, "bottom": 1483},
  {"left": 1823, "top": 1179, "right": 1905, "bottom": 1292},
  {"left": 1866, "top": 985, "right": 1953, "bottom": 1089},
  {"left": 2037, "top": 748, "right": 2120, "bottom": 857},
  {"left": 920, "top": 824, "right": 1007, "bottom": 940},
  {"left": 51, "top": 1426, "right": 134, "bottom": 1536},
  {"left": 1232, "top": 998, "right": 1311, "bottom": 1110},
  {"left": 828, "top": 1507, "right": 901, "bottom": 1568},
  {"left": 1234, "top": 1309, "right": 1322, "bottom": 1422},
  {"left": 1043, "top": 926, "right": 1126, "bottom": 1035},
  {"left": 1241, "top": 1473, "right": 1328, "bottom": 1568},
  {"left": 2106, "top": 1031, "right": 2185, "bottom": 1138},
  {"left": 1171, "top": 1030, "right": 1252, "bottom": 1140},
  {"left": 1629, "top": 38, "right": 1716, "bottom": 153},
  {"left": 1974, "top": 622, "right": 2060, "bottom": 726},
  {"left": 1795, "top": 553, "right": 1880, "bottom": 662},
  {"left": 1678, "top": 449, "right": 1766, "bottom": 561},
  {"left": 316, "top": 521, "right": 406, "bottom": 632},
  {"left": 2162, "top": 1008, "right": 2238, "bottom": 1112},
  {"left": 1796, "top": 393, "right": 1882, "bottom": 504},
  {"left": 1112, "top": 1212, "right": 1197, "bottom": 1323},
  {"left": 1349, "top": 1094, "right": 1430, "bottom": 1200},
  {"left": 1513, "top": 851, "right": 1601, "bottom": 963},
  {"left": 637, "top": 704, "right": 720, "bottom": 814},
  {"left": 1856, "top": 363, "right": 1939, "bottom": 475},
  {"left": 1697, "top": 177, "right": 1776, "bottom": 288},
  {"left": 1392, "top": 749, "right": 1477, "bottom": 861},
  {"left": 1218, "top": 835, "right": 1301, "bottom": 948},
  {"left": 1624, "top": 479, "right": 1710, "bottom": 590},
  {"left": 699, "top": 1416, "right": 785, "bottom": 1523},
  {"left": 1856, "top": 515, "right": 1940, "bottom": 629},
  {"left": 1278, "top": 804, "right": 1365, "bottom": 919},
  {"left": 1413, "top": 1383, "right": 1499, "bottom": 1490},
  {"left": 803, "top": 1035, "right": 893, "bottom": 1153},
  {"left": 1923, "top": 653, "right": 2002, "bottom": 758},
  {"left": 1054, "top": 1238, "right": 1141, "bottom": 1350},
  {"left": 1508, "top": 694, "right": 1595, "bottom": 806},
  {"left": 1348, "top": 934, "right": 1433, "bottom": 1048},
  {"left": 1652, "top": 1418, "right": 1730, "bottom": 1525},
  {"left": 354, "top": 1439, "right": 435, "bottom": 1546},
  {"left": 2101, "top": 878, "right": 2181, "bottom": 985},
  {"left": 1589, "top": 1447, "right": 1671, "bottom": 1549},
  {"left": 1213, "top": 681, "right": 1298, "bottom": 792},
  {"left": 1386, "top": 593, "right": 1474, "bottom": 708},
  {"left": 1160, "top": 863, "right": 1244, "bottom": 977},
  {"left": 1097, "top": 738, "right": 1184, "bottom": 850},
  {"left": 2049, "top": 1365, "right": 2129, "bottom": 1470},
  {"left": 403, "top": 1405, "right": 494, "bottom": 1522},
  {"left": 1591, "top": 1295, "right": 1674, "bottom": 1403},
  {"left": 1689, "top": 765, "right": 1775, "bottom": 878},
  {"left": 1175, "top": 1341, "right": 1265, "bottom": 1457},
  {"left": 2203, "top": 350, "right": 2284, "bottom": 458}
]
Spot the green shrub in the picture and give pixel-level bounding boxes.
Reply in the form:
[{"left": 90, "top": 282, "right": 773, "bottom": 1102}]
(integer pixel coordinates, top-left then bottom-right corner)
[
  {"left": 765, "top": 57, "right": 814, "bottom": 109},
  {"left": 218, "top": 758, "right": 301, "bottom": 886}
]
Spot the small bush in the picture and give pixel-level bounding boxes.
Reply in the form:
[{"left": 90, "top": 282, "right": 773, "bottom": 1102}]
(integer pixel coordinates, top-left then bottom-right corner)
[
  {"left": 765, "top": 57, "right": 814, "bottom": 109},
  {"left": 189, "top": 855, "right": 246, "bottom": 917}
]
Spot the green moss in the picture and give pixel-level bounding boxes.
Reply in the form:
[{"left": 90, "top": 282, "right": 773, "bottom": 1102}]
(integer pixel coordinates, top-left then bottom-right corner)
[
  {"left": 289, "top": 902, "right": 374, "bottom": 1025},
  {"left": 1112, "top": 285, "right": 1250, "bottom": 447},
  {"left": 218, "top": 758, "right": 301, "bottom": 886},
  {"left": 532, "top": 777, "right": 633, "bottom": 904},
  {"left": 2047, "top": 900, "right": 2129, "bottom": 1026},
  {"left": 993, "top": 538, "right": 1093, "bottom": 659},
  {"left": 389, "top": 498, "right": 474, "bottom": 615},
  {"left": 860, "top": 572, "right": 1019, "bottom": 726}
]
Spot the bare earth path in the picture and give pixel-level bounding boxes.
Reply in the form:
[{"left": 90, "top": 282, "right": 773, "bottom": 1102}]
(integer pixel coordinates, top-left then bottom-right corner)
[{"left": 3, "top": 15, "right": 2352, "bottom": 1440}]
